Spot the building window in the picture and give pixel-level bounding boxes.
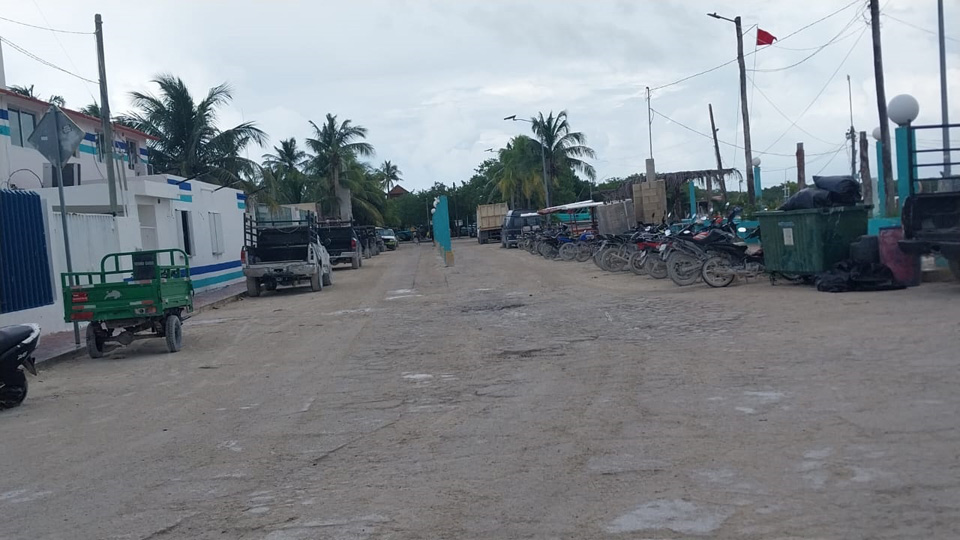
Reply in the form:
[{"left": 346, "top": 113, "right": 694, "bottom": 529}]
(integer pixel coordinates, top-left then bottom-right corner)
[
  {"left": 176, "top": 210, "right": 194, "bottom": 257},
  {"left": 127, "top": 140, "right": 138, "bottom": 169},
  {"left": 209, "top": 212, "right": 224, "bottom": 255},
  {"left": 8, "top": 108, "right": 36, "bottom": 147},
  {"left": 95, "top": 132, "right": 105, "bottom": 162}
]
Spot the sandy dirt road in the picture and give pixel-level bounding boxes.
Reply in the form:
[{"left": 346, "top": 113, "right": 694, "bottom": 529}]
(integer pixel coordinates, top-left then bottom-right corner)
[{"left": 2, "top": 239, "right": 960, "bottom": 539}]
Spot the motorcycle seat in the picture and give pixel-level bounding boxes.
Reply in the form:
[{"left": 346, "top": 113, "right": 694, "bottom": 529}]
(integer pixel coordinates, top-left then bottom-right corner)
[{"left": 0, "top": 325, "right": 33, "bottom": 355}]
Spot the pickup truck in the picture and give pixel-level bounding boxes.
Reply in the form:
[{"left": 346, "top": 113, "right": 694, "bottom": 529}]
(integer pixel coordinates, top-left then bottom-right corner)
[
  {"left": 477, "top": 203, "right": 508, "bottom": 245},
  {"left": 242, "top": 216, "right": 332, "bottom": 296},
  {"left": 898, "top": 123, "right": 960, "bottom": 280},
  {"left": 318, "top": 221, "right": 363, "bottom": 269}
]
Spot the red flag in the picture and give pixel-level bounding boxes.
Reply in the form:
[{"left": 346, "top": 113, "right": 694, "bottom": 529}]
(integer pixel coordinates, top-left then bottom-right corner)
[{"left": 756, "top": 28, "right": 777, "bottom": 46}]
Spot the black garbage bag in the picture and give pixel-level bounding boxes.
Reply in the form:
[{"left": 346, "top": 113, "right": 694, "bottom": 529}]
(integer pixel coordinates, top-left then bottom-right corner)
[
  {"left": 815, "top": 260, "right": 906, "bottom": 293},
  {"left": 813, "top": 175, "right": 861, "bottom": 205},
  {"left": 778, "top": 187, "right": 832, "bottom": 211}
]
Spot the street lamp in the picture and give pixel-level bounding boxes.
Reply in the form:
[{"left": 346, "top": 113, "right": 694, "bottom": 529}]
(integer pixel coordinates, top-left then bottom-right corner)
[
  {"left": 504, "top": 114, "right": 551, "bottom": 208},
  {"left": 708, "top": 11, "right": 756, "bottom": 205}
]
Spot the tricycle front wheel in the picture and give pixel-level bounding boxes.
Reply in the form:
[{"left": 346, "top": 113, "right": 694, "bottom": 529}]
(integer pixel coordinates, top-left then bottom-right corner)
[{"left": 165, "top": 316, "right": 182, "bottom": 353}]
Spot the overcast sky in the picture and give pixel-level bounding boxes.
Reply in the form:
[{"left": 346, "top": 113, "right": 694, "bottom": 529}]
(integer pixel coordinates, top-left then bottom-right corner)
[{"left": 2, "top": 0, "right": 957, "bottom": 192}]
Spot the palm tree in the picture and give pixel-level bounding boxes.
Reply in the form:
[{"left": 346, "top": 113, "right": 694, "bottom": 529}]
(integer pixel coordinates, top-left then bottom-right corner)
[
  {"left": 377, "top": 160, "right": 402, "bottom": 191},
  {"left": 485, "top": 136, "right": 546, "bottom": 208},
  {"left": 79, "top": 103, "right": 102, "bottom": 117},
  {"left": 8, "top": 84, "right": 37, "bottom": 98},
  {"left": 126, "top": 74, "right": 266, "bottom": 186},
  {"left": 530, "top": 110, "right": 597, "bottom": 203},
  {"left": 48, "top": 95, "right": 66, "bottom": 107},
  {"left": 263, "top": 138, "right": 307, "bottom": 173},
  {"left": 305, "top": 113, "right": 375, "bottom": 221}
]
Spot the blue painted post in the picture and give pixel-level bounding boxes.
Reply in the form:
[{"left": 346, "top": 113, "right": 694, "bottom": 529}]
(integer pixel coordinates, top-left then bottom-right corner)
[
  {"left": 875, "top": 140, "right": 885, "bottom": 217},
  {"left": 895, "top": 125, "right": 912, "bottom": 212},
  {"left": 753, "top": 165, "right": 762, "bottom": 206},
  {"left": 433, "top": 196, "right": 453, "bottom": 265},
  {"left": 688, "top": 181, "right": 696, "bottom": 218}
]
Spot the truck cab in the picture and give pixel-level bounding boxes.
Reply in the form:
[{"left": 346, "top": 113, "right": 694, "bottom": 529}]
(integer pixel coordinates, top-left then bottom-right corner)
[{"left": 501, "top": 210, "right": 541, "bottom": 248}]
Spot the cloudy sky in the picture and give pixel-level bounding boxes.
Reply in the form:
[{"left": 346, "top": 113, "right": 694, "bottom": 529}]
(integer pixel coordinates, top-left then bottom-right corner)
[{"left": 1, "top": 0, "right": 957, "bottom": 192}]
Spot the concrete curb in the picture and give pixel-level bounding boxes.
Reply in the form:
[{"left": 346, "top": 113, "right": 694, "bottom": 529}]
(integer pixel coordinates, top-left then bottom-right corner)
[{"left": 36, "top": 291, "right": 247, "bottom": 368}]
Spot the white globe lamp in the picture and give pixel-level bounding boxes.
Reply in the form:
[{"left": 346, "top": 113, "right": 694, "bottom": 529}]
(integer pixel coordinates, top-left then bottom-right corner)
[
  {"left": 430, "top": 208, "right": 436, "bottom": 215},
  {"left": 888, "top": 94, "right": 919, "bottom": 126},
  {"left": 872, "top": 127, "right": 882, "bottom": 141},
  {"left": 752, "top": 157, "right": 761, "bottom": 167}
]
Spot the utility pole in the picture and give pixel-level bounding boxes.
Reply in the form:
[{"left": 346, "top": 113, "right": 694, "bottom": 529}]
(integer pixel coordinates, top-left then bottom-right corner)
[
  {"left": 859, "top": 131, "right": 873, "bottom": 208},
  {"left": 870, "top": 0, "right": 896, "bottom": 216},
  {"left": 709, "top": 13, "right": 755, "bottom": 204},
  {"left": 938, "top": 0, "right": 951, "bottom": 178},
  {"left": 796, "top": 142, "right": 805, "bottom": 188},
  {"left": 646, "top": 86, "right": 654, "bottom": 159},
  {"left": 95, "top": 14, "right": 119, "bottom": 216},
  {"left": 708, "top": 104, "right": 726, "bottom": 203},
  {"left": 846, "top": 75, "right": 857, "bottom": 179}
]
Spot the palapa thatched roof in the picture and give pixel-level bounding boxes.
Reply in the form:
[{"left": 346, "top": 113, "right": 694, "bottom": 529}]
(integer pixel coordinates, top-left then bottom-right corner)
[{"left": 598, "top": 168, "right": 742, "bottom": 202}]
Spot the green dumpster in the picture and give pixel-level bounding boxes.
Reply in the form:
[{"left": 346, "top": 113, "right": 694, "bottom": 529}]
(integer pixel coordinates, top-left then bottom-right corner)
[{"left": 756, "top": 205, "right": 868, "bottom": 275}]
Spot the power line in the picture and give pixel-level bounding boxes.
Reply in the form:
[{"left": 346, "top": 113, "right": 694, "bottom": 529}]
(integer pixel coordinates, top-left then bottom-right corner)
[
  {"left": 29, "top": 0, "right": 100, "bottom": 105},
  {"left": 0, "top": 36, "right": 99, "bottom": 84},
  {"left": 0, "top": 14, "right": 91, "bottom": 34},
  {"left": 883, "top": 13, "right": 959, "bottom": 43},
  {"left": 747, "top": 73, "right": 843, "bottom": 146},
  {"left": 815, "top": 145, "right": 847, "bottom": 175},
  {"left": 750, "top": 6, "right": 865, "bottom": 73},
  {"left": 770, "top": 29, "right": 861, "bottom": 51},
  {"left": 759, "top": 25, "right": 868, "bottom": 154},
  {"left": 651, "top": 108, "right": 842, "bottom": 158},
  {"left": 647, "top": 0, "right": 862, "bottom": 92}
]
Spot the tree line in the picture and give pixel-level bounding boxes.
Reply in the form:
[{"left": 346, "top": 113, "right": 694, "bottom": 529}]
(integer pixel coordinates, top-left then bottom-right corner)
[{"left": 11, "top": 76, "right": 602, "bottom": 228}]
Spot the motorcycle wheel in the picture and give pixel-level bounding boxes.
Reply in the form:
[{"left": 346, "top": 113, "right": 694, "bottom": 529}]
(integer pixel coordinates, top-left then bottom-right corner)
[
  {"left": 666, "top": 252, "right": 701, "bottom": 286},
  {"left": 604, "top": 250, "right": 628, "bottom": 272},
  {"left": 0, "top": 370, "right": 27, "bottom": 409},
  {"left": 645, "top": 256, "right": 668, "bottom": 279},
  {"left": 702, "top": 256, "right": 736, "bottom": 288},
  {"left": 575, "top": 243, "right": 593, "bottom": 262},
  {"left": 559, "top": 243, "right": 578, "bottom": 261},
  {"left": 594, "top": 248, "right": 610, "bottom": 269},
  {"left": 628, "top": 251, "right": 648, "bottom": 276}
]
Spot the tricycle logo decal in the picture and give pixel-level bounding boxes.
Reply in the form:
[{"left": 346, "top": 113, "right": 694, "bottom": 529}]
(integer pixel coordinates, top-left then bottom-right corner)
[{"left": 105, "top": 290, "right": 122, "bottom": 300}]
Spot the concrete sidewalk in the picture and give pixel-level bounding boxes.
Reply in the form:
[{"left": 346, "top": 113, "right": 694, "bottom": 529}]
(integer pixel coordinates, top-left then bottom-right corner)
[{"left": 34, "top": 282, "right": 247, "bottom": 365}]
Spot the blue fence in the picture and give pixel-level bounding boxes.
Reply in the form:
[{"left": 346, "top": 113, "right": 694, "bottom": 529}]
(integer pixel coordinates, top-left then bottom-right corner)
[{"left": 0, "top": 190, "right": 54, "bottom": 313}]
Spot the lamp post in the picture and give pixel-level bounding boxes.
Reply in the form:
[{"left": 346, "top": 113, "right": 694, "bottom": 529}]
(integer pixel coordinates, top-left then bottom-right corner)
[
  {"left": 505, "top": 114, "right": 551, "bottom": 208},
  {"left": 872, "top": 127, "right": 885, "bottom": 216},
  {"left": 708, "top": 12, "right": 756, "bottom": 205},
  {"left": 889, "top": 94, "right": 920, "bottom": 210},
  {"left": 752, "top": 157, "right": 762, "bottom": 206}
]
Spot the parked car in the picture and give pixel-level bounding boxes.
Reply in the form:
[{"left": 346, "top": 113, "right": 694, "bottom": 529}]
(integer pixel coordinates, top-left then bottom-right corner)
[
  {"left": 379, "top": 228, "right": 399, "bottom": 250},
  {"left": 396, "top": 229, "right": 413, "bottom": 242},
  {"left": 243, "top": 216, "right": 332, "bottom": 295}
]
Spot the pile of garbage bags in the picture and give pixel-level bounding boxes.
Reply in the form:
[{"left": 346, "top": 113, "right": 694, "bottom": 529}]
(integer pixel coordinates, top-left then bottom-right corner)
[{"left": 779, "top": 175, "right": 862, "bottom": 211}]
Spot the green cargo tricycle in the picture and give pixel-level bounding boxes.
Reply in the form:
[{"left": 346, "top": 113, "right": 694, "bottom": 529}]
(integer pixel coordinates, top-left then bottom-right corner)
[{"left": 62, "top": 249, "right": 194, "bottom": 358}]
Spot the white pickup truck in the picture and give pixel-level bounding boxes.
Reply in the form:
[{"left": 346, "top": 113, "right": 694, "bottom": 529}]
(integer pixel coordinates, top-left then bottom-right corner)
[{"left": 242, "top": 216, "right": 333, "bottom": 296}]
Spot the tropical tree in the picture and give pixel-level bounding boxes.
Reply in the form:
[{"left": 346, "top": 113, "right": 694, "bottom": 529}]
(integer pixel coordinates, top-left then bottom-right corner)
[
  {"left": 377, "top": 160, "right": 402, "bottom": 191},
  {"left": 305, "top": 113, "right": 375, "bottom": 221},
  {"left": 48, "top": 95, "right": 66, "bottom": 107},
  {"left": 8, "top": 84, "right": 37, "bottom": 98},
  {"left": 126, "top": 74, "right": 266, "bottom": 186},
  {"left": 79, "top": 103, "right": 102, "bottom": 117},
  {"left": 263, "top": 138, "right": 307, "bottom": 174},
  {"left": 529, "top": 110, "right": 596, "bottom": 203}
]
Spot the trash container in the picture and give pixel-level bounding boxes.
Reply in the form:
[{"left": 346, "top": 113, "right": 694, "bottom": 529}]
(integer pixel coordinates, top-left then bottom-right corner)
[{"left": 757, "top": 205, "right": 868, "bottom": 275}]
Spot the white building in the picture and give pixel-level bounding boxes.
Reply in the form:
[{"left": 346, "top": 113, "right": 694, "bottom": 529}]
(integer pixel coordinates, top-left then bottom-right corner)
[{"left": 0, "top": 84, "right": 246, "bottom": 333}]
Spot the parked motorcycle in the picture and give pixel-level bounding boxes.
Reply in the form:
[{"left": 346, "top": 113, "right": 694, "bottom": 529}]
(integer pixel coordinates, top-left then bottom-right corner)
[
  {"left": 663, "top": 208, "right": 742, "bottom": 286},
  {"left": 700, "top": 227, "right": 765, "bottom": 287},
  {"left": 0, "top": 324, "right": 41, "bottom": 409}
]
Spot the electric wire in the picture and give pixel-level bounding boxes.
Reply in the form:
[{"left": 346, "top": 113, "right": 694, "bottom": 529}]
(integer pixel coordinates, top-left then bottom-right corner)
[
  {"left": 0, "top": 14, "right": 91, "bottom": 34},
  {"left": 0, "top": 36, "right": 99, "bottom": 84}
]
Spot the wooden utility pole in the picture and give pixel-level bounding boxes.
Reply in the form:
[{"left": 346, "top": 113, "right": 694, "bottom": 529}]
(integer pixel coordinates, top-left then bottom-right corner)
[
  {"left": 796, "top": 143, "right": 805, "bottom": 188},
  {"left": 95, "top": 14, "right": 119, "bottom": 216},
  {"left": 847, "top": 75, "right": 857, "bottom": 179},
  {"left": 859, "top": 131, "right": 873, "bottom": 207},
  {"left": 870, "top": 0, "right": 896, "bottom": 215},
  {"left": 708, "top": 104, "right": 727, "bottom": 203},
  {"left": 708, "top": 13, "right": 754, "bottom": 204}
]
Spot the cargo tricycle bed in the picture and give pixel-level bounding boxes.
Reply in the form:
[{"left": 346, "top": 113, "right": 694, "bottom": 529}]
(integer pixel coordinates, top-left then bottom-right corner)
[{"left": 61, "top": 249, "right": 193, "bottom": 358}]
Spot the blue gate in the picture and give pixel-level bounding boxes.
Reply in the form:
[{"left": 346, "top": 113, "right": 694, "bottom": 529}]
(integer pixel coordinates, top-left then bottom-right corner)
[{"left": 0, "top": 190, "right": 54, "bottom": 313}]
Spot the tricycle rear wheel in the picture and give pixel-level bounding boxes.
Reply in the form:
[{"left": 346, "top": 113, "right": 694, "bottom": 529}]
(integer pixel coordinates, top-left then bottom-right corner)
[
  {"left": 310, "top": 271, "right": 323, "bottom": 292},
  {"left": 165, "top": 316, "right": 182, "bottom": 353},
  {"left": 86, "top": 323, "right": 105, "bottom": 359},
  {"left": 246, "top": 277, "right": 261, "bottom": 297}
]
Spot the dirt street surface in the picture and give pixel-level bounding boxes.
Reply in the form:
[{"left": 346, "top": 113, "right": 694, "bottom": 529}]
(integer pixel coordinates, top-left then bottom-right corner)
[{"left": 2, "top": 239, "right": 960, "bottom": 539}]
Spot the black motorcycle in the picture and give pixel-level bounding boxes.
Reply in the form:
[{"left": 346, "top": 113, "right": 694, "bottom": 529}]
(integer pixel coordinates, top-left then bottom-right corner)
[
  {"left": 0, "top": 324, "right": 40, "bottom": 409},
  {"left": 700, "top": 227, "right": 764, "bottom": 288}
]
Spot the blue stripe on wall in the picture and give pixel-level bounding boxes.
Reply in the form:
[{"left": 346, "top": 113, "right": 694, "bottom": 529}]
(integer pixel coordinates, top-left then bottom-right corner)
[
  {"left": 192, "top": 270, "right": 244, "bottom": 290},
  {"left": 0, "top": 126, "right": 9, "bottom": 136},
  {"left": 166, "top": 178, "right": 192, "bottom": 191},
  {"left": 236, "top": 193, "right": 247, "bottom": 201},
  {"left": 0, "top": 109, "right": 8, "bottom": 120},
  {"left": 179, "top": 194, "right": 193, "bottom": 203},
  {"left": 237, "top": 202, "right": 246, "bottom": 210},
  {"left": 84, "top": 133, "right": 97, "bottom": 142},
  {"left": 139, "top": 148, "right": 148, "bottom": 155},
  {"left": 190, "top": 260, "right": 241, "bottom": 276},
  {"left": 78, "top": 145, "right": 97, "bottom": 155}
]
